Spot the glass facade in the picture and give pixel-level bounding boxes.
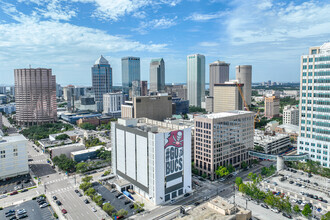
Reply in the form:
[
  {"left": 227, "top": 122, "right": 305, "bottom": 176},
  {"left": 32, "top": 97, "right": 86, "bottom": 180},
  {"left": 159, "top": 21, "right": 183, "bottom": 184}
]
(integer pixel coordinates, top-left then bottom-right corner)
[
  {"left": 187, "top": 54, "right": 205, "bottom": 107},
  {"left": 298, "top": 43, "right": 330, "bottom": 167},
  {"left": 121, "top": 57, "right": 140, "bottom": 94}
]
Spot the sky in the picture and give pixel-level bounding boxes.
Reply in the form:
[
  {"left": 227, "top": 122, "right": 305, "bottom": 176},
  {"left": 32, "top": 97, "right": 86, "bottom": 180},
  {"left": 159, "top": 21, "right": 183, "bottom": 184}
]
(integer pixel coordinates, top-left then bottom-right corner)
[{"left": 0, "top": 0, "right": 330, "bottom": 86}]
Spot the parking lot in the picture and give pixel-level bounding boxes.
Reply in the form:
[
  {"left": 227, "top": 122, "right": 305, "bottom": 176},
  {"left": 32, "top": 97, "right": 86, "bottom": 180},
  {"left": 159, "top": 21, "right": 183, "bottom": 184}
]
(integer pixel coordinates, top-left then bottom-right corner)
[
  {"left": 0, "top": 198, "right": 55, "bottom": 220},
  {"left": 93, "top": 182, "right": 135, "bottom": 217},
  {"left": 29, "top": 164, "right": 56, "bottom": 177},
  {"left": 261, "top": 169, "right": 330, "bottom": 217},
  {"left": 0, "top": 174, "right": 35, "bottom": 194}
]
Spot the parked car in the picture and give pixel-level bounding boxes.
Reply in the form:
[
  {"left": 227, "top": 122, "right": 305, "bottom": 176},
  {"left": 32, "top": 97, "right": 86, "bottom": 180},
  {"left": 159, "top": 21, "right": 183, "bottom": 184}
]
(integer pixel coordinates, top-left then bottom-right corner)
[
  {"left": 10, "top": 191, "right": 18, "bottom": 196},
  {"left": 271, "top": 208, "right": 280, "bottom": 213},
  {"left": 40, "top": 203, "right": 48, "bottom": 208},
  {"left": 23, "top": 179, "right": 30, "bottom": 184},
  {"left": 282, "top": 213, "right": 292, "bottom": 219},
  {"left": 129, "top": 204, "right": 134, "bottom": 209},
  {"left": 9, "top": 216, "right": 17, "bottom": 220},
  {"left": 61, "top": 209, "right": 67, "bottom": 214},
  {"left": 84, "top": 199, "right": 89, "bottom": 204},
  {"left": 74, "top": 189, "right": 79, "bottom": 193},
  {"left": 52, "top": 196, "right": 57, "bottom": 200},
  {"left": 17, "top": 209, "right": 27, "bottom": 215},
  {"left": 18, "top": 214, "right": 28, "bottom": 219},
  {"left": 289, "top": 181, "right": 294, "bottom": 184},
  {"left": 92, "top": 207, "right": 97, "bottom": 212},
  {"left": 56, "top": 200, "right": 62, "bottom": 206},
  {"left": 16, "top": 181, "right": 21, "bottom": 185},
  {"left": 124, "top": 200, "right": 131, "bottom": 205},
  {"left": 21, "top": 189, "right": 28, "bottom": 193},
  {"left": 184, "top": 193, "right": 191, "bottom": 197},
  {"left": 0, "top": 194, "right": 8, "bottom": 199},
  {"left": 78, "top": 192, "right": 82, "bottom": 197},
  {"left": 261, "top": 204, "right": 269, "bottom": 209}
]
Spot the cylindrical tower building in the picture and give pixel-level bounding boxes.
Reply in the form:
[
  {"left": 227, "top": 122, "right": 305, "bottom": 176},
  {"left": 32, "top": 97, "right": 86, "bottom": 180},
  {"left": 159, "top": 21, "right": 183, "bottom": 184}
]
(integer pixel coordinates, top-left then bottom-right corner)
[{"left": 236, "top": 65, "right": 252, "bottom": 106}]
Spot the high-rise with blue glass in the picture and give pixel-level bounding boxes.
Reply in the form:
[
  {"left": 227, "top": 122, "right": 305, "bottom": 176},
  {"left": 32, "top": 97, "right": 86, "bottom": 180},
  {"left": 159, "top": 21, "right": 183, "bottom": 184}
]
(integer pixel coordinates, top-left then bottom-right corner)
[
  {"left": 121, "top": 57, "right": 140, "bottom": 95},
  {"left": 297, "top": 43, "right": 330, "bottom": 167},
  {"left": 92, "top": 55, "right": 112, "bottom": 112}
]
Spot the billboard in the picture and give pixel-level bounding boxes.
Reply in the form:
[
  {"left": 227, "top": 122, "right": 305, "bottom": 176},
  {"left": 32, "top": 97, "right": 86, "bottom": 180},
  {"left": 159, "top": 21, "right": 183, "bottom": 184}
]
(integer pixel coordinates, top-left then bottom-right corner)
[{"left": 164, "top": 130, "right": 184, "bottom": 176}]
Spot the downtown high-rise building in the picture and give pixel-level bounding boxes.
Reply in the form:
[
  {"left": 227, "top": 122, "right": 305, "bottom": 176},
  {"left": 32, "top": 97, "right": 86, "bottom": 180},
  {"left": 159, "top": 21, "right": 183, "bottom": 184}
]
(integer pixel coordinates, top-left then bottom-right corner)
[
  {"left": 92, "top": 55, "right": 112, "bottom": 112},
  {"left": 236, "top": 65, "right": 252, "bottom": 106},
  {"left": 187, "top": 54, "right": 205, "bottom": 107},
  {"left": 150, "top": 58, "right": 165, "bottom": 93},
  {"left": 298, "top": 42, "right": 330, "bottom": 168},
  {"left": 209, "top": 61, "right": 229, "bottom": 97},
  {"left": 122, "top": 57, "right": 140, "bottom": 94},
  {"left": 15, "top": 68, "right": 57, "bottom": 126},
  {"left": 140, "top": 81, "right": 148, "bottom": 96}
]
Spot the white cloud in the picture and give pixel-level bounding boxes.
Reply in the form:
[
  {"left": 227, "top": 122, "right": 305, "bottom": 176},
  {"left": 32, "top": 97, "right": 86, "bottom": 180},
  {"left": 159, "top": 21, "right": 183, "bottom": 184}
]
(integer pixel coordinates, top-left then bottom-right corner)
[
  {"left": 73, "top": 0, "right": 181, "bottom": 21},
  {"left": 185, "top": 11, "right": 228, "bottom": 21},
  {"left": 134, "top": 16, "right": 177, "bottom": 34},
  {"left": 199, "top": 42, "right": 219, "bottom": 47},
  {"left": 0, "top": 2, "right": 167, "bottom": 85},
  {"left": 226, "top": 0, "right": 330, "bottom": 45},
  {"left": 37, "top": 0, "right": 77, "bottom": 20}
]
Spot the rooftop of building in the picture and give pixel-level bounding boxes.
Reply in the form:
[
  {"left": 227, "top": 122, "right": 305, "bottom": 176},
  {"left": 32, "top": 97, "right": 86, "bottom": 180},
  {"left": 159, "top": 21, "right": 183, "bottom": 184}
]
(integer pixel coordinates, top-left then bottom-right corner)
[
  {"left": 0, "top": 133, "right": 27, "bottom": 144},
  {"left": 210, "top": 60, "right": 230, "bottom": 66},
  {"left": 320, "top": 42, "right": 330, "bottom": 54},
  {"left": 150, "top": 58, "right": 164, "bottom": 63},
  {"left": 198, "top": 110, "right": 254, "bottom": 119},
  {"left": 277, "top": 124, "right": 299, "bottom": 133},
  {"left": 71, "top": 145, "right": 103, "bottom": 155},
  {"left": 94, "top": 55, "right": 109, "bottom": 65},
  {"left": 117, "top": 118, "right": 191, "bottom": 133},
  {"left": 48, "top": 143, "right": 84, "bottom": 151},
  {"left": 254, "top": 129, "right": 289, "bottom": 144},
  {"left": 121, "top": 56, "right": 140, "bottom": 60}
]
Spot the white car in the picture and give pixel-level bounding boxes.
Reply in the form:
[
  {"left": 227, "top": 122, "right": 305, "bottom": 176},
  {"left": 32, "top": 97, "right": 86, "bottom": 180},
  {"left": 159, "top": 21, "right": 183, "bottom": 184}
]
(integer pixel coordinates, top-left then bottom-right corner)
[
  {"left": 92, "top": 207, "right": 97, "bottom": 212},
  {"left": 271, "top": 208, "right": 280, "bottom": 213},
  {"left": 0, "top": 194, "right": 7, "bottom": 199},
  {"left": 40, "top": 203, "right": 48, "bottom": 208}
]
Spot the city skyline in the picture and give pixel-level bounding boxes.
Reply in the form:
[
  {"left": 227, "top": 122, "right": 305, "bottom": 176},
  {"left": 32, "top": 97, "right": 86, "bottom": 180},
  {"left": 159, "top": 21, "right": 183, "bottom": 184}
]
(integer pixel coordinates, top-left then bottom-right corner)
[{"left": 1, "top": 0, "right": 330, "bottom": 85}]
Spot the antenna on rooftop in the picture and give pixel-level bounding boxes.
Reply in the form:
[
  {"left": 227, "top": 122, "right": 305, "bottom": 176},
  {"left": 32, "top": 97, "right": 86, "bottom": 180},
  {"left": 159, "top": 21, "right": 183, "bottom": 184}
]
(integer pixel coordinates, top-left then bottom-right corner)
[{"left": 29, "top": 64, "right": 31, "bottom": 68}]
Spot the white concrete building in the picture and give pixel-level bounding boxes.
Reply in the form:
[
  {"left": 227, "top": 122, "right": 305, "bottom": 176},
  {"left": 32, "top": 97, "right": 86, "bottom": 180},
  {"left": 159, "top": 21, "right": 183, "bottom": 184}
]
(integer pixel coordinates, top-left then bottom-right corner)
[
  {"left": 298, "top": 42, "right": 330, "bottom": 167},
  {"left": 0, "top": 133, "right": 28, "bottom": 180},
  {"left": 111, "top": 118, "right": 192, "bottom": 205},
  {"left": 103, "top": 92, "right": 124, "bottom": 118},
  {"left": 254, "top": 129, "right": 291, "bottom": 154},
  {"left": 283, "top": 105, "right": 299, "bottom": 126},
  {"left": 49, "top": 143, "right": 85, "bottom": 159}
]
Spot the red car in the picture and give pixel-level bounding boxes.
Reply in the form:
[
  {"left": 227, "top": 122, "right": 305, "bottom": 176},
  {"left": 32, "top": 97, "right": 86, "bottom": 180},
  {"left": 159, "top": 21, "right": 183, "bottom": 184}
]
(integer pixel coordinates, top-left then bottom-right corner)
[
  {"left": 61, "top": 209, "right": 67, "bottom": 214},
  {"left": 10, "top": 191, "right": 18, "bottom": 196}
]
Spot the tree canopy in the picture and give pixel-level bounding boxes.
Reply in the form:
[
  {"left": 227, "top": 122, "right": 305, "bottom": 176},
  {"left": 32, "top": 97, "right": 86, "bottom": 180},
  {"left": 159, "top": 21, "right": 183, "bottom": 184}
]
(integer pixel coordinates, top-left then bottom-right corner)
[
  {"left": 52, "top": 154, "right": 76, "bottom": 172},
  {"left": 55, "top": 134, "right": 69, "bottom": 140},
  {"left": 79, "top": 122, "right": 97, "bottom": 130},
  {"left": 20, "top": 122, "right": 73, "bottom": 140},
  {"left": 215, "top": 166, "right": 229, "bottom": 177}
]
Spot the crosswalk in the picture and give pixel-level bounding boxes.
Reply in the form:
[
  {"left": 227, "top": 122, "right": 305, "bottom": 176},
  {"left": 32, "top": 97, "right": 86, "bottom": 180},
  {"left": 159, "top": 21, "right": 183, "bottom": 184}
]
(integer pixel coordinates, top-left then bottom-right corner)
[
  {"left": 48, "top": 185, "right": 75, "bottom": 194},
  {"left": 44, "top": 178, "right": 67, "bottom": 185},
  {"left": 29, "top": 159, "right": 46, "bottom": 163}
]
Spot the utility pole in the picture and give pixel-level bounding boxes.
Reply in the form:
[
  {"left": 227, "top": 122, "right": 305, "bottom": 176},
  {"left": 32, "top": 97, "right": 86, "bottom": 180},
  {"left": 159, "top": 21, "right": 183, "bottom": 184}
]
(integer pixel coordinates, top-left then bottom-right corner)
[{"left": 233, "top": 182, "right": 236, "bottom": 208}]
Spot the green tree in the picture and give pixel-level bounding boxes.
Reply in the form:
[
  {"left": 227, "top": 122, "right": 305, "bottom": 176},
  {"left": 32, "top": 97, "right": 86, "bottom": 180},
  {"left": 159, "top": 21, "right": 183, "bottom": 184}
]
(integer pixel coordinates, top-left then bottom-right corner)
[
  {"left": 133, "top": 202, "right": 144, "bottom": 211},
  {"left": 116, "top": 209, "right": 128, "bottom": 217},
  {"left": 238, "top": 183, "right": 247, "bottom": 194},
  {"left": 79, "top": 182, "right": 92, "bottom": 192},
  {"left": 226, "top": 164, "right": 235, "bottom": 173},
  {"left": 293, "top": 205, "right": 301, "bottom": 213},
  {"left": 92, "top": 195, "right": 103, "bottom": 207},
  {"left": 82, "top": 175, "right": 93, "bottom": 183},
  {"left": 321, "top": 212, "right": 330, "bottom": 220},
  {"left": 85, "top": 187, "right": 96, "bottom": 197},
  {"left": 52, "top": 154, "right": 77, "bottom": 172},
  {"left": 76, "top": 162, "right": 88, "bottom": 173},
  {"left": 241, "top": 161, "right": 248, "bottom": 169},
  {"left": 264, "top": 192, "right": 276, "bottom": 207},
  {"left": 235, "top": 177, "right": 243, "bottom": 187},
  {"left": 215, "top": 166, "right": 229, "bottom": 177},
  {"left": 302, "top": 204, "right": 312, "bottom": 217},
  {"left": 55, "top": 134, "right": 69, "bottom": 140},
  {"left": 254, "top": 145, "right": 264, "bottom": 152},
  {"left": 79, "top": 122, "right": 96, "bottom": 130},
  {"left": 189, "top": 106, "right": 207, "bottom": 113},
  {"left": 102, "top": 203, "right": 114, "bottom": 215},
  {"left": 103, "top": 170, "right": 110, "bottom": 176}
]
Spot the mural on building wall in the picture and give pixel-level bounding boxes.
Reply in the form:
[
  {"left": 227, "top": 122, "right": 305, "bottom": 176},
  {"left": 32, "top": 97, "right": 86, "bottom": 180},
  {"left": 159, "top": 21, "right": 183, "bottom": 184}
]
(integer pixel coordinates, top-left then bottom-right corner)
[{"left": 165, "top": 130, "right": 184, "bottom": 176}]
